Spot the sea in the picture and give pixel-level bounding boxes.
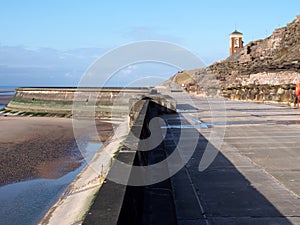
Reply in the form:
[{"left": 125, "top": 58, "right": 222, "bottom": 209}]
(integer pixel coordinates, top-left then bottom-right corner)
[
  {"left": 0, "top": 86, "right": 17, "bottom": 109},
  {"left": 0, "top": 85, "right": 16, "bottom": 94}
]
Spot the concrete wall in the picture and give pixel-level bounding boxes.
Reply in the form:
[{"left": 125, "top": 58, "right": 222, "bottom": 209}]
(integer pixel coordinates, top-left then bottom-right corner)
[
  {"left": 7, "top": 87, "right": 151, "bottom": 115},
  {"left": 129, "top": 94, "right": 176, "bottom": 127},
  {"left": 83, "top": 99, "right": 177, "bottom": 225}
]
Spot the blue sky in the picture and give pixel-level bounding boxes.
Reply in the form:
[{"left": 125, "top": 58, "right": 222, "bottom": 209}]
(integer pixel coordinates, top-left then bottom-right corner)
[{"left": 0, "top": 0, "right": 300, "bottom": 86}]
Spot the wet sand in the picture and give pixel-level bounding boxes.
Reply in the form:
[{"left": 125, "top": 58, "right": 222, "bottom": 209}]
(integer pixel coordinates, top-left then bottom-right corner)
[
  {"left": 0, "top": 116, "right": 80, "bottom": 185},
  {"left": 39, "top": 118, "right": 128, "bottom": 225},
  {"left": 0, "top": 116, "right": 114, "bottom": 186}
]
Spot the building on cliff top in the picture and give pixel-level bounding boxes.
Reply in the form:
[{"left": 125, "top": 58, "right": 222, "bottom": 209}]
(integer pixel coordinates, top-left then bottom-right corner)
[{"left": 230, "top": 30, "right": 243, "bottom": 56}]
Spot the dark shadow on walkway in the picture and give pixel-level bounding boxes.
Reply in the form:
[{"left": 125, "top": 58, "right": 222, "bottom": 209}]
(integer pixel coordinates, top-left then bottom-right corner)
[
  {"left": 176, "top": 103, "right": 199, "bottom": 111},
  {"left": 83, "top": 101, "right": 296, "bottom": 225},
  {"left": 165, "top": 113, "right": 296, "bottom": 225}
]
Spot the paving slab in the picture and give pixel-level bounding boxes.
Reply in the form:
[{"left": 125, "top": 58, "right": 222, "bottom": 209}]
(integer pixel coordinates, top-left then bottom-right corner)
[{"left": 166, "top": 94, "right": 300, "bottom": 225}]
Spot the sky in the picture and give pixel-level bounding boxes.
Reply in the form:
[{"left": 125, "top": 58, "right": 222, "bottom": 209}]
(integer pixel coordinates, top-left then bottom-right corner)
[{"left": 0, "top": 0, "right": 300, "bottom": 86}]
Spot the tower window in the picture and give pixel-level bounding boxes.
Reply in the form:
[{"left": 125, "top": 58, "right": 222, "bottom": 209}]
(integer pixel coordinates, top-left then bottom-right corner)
[{"left": 234, "top": 38, "right": 239, "bottom": 47}]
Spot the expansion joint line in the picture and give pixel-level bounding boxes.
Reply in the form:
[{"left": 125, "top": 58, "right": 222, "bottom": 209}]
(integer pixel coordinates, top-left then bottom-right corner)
[
  {"left": 184, "top": 166, "right": 211, "bottom": 225},
  {"left": 166, "top": 113, "right": 210, "bottom": 225}
]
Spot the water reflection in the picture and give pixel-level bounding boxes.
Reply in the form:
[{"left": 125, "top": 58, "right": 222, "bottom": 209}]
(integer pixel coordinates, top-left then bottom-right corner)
[
  {"left": 0, "top": 142, "right": 102, "bottom": 225},
  {"left": 84, "top": 142, "right": 103, "bottom": 162},
  {"left": 0, "top": 164, "right": 85, "bottom": 225}
]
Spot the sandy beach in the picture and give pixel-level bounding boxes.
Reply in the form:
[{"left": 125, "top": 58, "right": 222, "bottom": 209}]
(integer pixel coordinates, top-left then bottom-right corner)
[
  {"left": 0, "top": 116, "right": 81, "bottom": 185},
  {"left": 0, "top": 93, "right": 123, "bottom": 224},
  {"left": 0, "top": 115, "right": 114, "bottom": 186},
  {"left": 39, "top": 118, "right": 128, "bottom": 225}
]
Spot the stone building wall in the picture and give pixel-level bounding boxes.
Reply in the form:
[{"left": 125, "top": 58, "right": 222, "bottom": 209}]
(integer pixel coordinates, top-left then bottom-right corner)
[{"left": 222, "top": 84, "right": 297, "bottom": 105}]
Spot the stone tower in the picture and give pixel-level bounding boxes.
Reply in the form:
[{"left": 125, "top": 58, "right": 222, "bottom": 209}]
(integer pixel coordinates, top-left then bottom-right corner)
[{"left": 230, "top": 30, "right": 243, "bottom": 56}]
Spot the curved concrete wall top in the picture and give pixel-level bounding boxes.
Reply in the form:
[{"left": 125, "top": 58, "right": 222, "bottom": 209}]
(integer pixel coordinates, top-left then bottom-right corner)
[
  {"left": 7, "top": 87, "right": 151, "bottom": 115},
  {"left": 14, "top": 87, "right": 151, "bottom": 101}
]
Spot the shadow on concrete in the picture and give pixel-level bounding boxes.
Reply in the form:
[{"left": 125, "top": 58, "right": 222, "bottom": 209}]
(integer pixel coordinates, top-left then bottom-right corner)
[
  {"left": 83, "top": 100, "right": 295, "bottom": 225},
  {"left": 166, "top": 113, "right": 295, "bottom": 225},
  {"left": 176, "top": 103, "right": 199, "bottom": 111}
]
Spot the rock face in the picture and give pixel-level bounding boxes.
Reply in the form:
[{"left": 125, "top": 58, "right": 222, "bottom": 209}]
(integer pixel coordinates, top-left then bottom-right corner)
[
  {"left": 210, "top": 15, "right": 300, "bottom": 87},
  {"left": 223, "top": 84, "right": 297, "bottom": 104},
  {"left": 169, "top": 15, "right": 300, "bottom": 104}
]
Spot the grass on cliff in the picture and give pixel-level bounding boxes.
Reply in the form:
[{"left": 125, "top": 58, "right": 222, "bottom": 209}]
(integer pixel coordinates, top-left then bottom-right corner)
[{"left": 174, "top": 72, "right": 193, "bottom": 84}]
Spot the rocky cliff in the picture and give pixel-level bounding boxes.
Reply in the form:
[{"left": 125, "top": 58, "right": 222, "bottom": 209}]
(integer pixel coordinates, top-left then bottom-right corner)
[
  {"left": 168, "top": 15, "right": 300, "bottom": 104},
  {"left": 211, "top": 15, "right": 300, "bottom": 87}
]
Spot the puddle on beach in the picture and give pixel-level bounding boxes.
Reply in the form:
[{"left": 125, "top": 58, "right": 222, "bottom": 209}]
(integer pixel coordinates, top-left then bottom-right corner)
[
  {"left": 0, "top": 164, "right": 85, "bottom": 225},
  {"left": 0, "top": 141, "right": 102, "bottom": 225},
  {"left": 84, "top": 142, "right": 103, "bottom": 162}
]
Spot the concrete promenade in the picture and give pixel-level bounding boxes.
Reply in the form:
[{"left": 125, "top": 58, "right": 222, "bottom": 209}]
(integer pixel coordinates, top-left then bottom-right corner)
[
  {"left": 168, "top": 93, "right": 300, "bottom": 225},
  {"left": 84, "top": 93, "right": 300, "bottom": 225}
]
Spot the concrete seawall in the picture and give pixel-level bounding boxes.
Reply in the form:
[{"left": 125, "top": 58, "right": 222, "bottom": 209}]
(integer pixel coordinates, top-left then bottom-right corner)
[
  {"left": 6, "top": 87, "right": 151, "bottom": 116},
  {"left": 83, "top": 99, "right": 177, "bottom": 225},
  {"left": 37, "top": 93, "right": 177, "bottom": 225}
]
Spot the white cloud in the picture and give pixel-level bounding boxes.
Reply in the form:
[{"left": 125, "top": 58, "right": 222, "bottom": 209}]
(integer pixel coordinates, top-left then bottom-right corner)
[
  {"left": 64, "top": 72, "right": 73, "bottom": 78},
  {"left": 120, "top": 65, "right": 138, "bottom": 75}
]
